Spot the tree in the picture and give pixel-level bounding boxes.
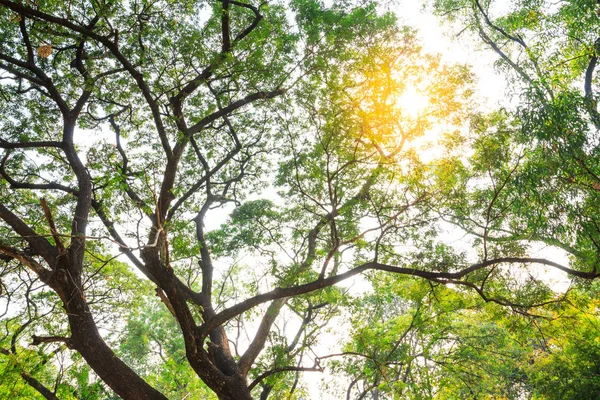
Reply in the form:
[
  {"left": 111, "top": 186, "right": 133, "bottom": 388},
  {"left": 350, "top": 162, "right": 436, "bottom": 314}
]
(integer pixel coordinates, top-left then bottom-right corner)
[
  {"left": 429, "top": 0, "right": 600, "bottom": 283},
  {"left": 329, "top": 274, "right": 535, "bottom": 399},
  {"left": 332, "top": 273, "right": 600, "bottom": 399},
  {"left": 0, "top": 0, "right": 598, "bottom": 399}
]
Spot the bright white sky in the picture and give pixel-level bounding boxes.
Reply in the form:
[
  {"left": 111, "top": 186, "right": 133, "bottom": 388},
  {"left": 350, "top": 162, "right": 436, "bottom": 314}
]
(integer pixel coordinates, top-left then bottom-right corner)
[
  {"left": 305, "top": 3, "right": 484, "bottom": 399},
  {"left": 302, "top": 2, "right": 572, "bottom": 398},
  {"left": 395, "top": 1, "right": 508, "bottom": 106}
]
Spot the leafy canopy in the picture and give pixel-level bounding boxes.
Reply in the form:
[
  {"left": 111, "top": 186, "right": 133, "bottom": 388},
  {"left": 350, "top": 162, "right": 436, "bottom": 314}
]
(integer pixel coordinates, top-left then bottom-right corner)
[{"left": 0, "top": 0, "right": 599, "bottom": 399}]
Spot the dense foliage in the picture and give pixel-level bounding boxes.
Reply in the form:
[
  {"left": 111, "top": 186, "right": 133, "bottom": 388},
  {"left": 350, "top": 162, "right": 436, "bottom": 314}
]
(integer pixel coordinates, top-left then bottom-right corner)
[{"left": 0, "top": 0, "right": 599, "bottom": 398}]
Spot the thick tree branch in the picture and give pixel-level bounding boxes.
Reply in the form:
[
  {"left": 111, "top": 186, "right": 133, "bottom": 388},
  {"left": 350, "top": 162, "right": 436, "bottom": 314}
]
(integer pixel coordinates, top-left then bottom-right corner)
[
  {"left": 31, "top": 335, "right": 73, "bottom": 348},
  {"left": 221, "top": 0, "right": 231, "bottom": 53},
  {"left": 0, "top": 346, "right": 61, "bottom": 400},
  {"left": 0, "top": 241, "right": 49, "bottom": 276},
  {"left": 194, "top": 199, "right": 216, "bottom": 300},
  {"left": 0, "top": 62, "right": 47, "bottom": 92},
  {"left": 186, "top": 88, "right": 287, "bottom": 136},
  {"left": 201, "top": 257, "right": 594, "bottom": 336},
  {"left": 61, "top": 121, "right": 91, "bottom": 270},
  {"left": 20, "top": 371, "right": 61, "bottom": 400},
  {"left": 238, "top": 298, "right": 288, "bottom": 376},
  {"left": 584, "top": 38, "right": 600, "bottom": 128},
  {"left": 0, "top": 139, "right": 62, "bottom": 149},
  {"left": 0, "top": 203, "right": 58, "bottom": 265},
  {"left": 18, "top": 16, "right": 35, "bottom": 65},
  {"left": 229, "top": 0, "right": 263, "bottom": 44},
  {"left": 585, "top": 53, "right": 597, "bottom": 100}
]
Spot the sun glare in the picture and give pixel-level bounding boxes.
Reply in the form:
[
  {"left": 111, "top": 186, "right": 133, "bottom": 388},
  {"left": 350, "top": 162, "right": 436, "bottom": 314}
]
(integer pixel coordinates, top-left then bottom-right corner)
[{"left": 396, "top": 86, "right": 429, "bottom": 117}]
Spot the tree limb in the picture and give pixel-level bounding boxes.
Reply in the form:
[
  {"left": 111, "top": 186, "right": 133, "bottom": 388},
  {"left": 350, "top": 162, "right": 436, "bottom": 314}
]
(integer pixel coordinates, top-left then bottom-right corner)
[
  {"left": 584, "top": 38, "right": 600, "bottom": 128},
  {"left": 0, "top": 139, "right": 62, "bottom": 149},
  {"left": 238, "top": 298, "right": 288, "bottom": 376},
  {"left": 201, "top": 257, "right": 594, "bottom": 336},
  {"left": 31, "top": 335, "right": 73, "bottom": 348},
  {"left": 186, "top": 88, "right": 287, "bottom": 136},
  {"left": 40, "top": 198, "right": 65, "bottom": 253},
  {"left": 0, "top": 203, "right": 58, "bottom": 265},
  {"left": 474, "top": 0, "right": 527, "bottom": 48}
]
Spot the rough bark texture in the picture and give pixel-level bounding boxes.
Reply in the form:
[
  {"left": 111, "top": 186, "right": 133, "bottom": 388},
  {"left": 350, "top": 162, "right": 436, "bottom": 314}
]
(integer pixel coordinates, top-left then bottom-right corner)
[{"left": 43, "top": 266, "right": 168, "bottom": 400}]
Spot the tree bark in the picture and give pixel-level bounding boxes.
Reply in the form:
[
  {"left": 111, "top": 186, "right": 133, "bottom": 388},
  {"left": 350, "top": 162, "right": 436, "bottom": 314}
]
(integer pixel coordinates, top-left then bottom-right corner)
[
  {"left": 43, "top": 268, "right": 168, "bottom": 400},
  {"left": 20, "top": 372, "right": 60, "bottom": 400}
]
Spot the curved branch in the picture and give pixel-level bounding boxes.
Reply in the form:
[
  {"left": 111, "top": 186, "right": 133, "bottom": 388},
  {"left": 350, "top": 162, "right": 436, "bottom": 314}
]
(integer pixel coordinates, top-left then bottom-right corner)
[
  {"left": 228, "top": 0, "right": 263, "bottom": 45},
  {"left": 200, "top": 257, "right": 595, "bottom": 336},
  {"left": 0, "top": 203, "right": 58, "bottom": 265},
  {"left": 477, "top": 26, "right": 536, "bottom": 91},
  {"left": 474, "top": 0, "right": 527, "bottom": 48},
  {"left": 186, "top": 88, "right": 287, "bottom": 136},
  {"left": 0, "top": 62, "right": 47, "bottom": 92},
  {"left": 0, "top": 154, "right": 76, "bottom": 194}
]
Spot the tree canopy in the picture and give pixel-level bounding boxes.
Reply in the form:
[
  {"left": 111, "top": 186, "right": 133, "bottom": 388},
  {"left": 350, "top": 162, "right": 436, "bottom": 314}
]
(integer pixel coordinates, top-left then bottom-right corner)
[{"left": 0, "top": 0, "right": 599, "bottom": 399}]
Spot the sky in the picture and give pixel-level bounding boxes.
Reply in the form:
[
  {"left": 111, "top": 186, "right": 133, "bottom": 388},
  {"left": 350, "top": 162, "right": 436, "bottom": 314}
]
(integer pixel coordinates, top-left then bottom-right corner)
[
  {"left": 301, "top": 2, "right": 573, "bottom": 397},
  {"left": 395, "top": 2, "right": 507, "bottom": 106},
  {"left": 303, "top": 3, "right": 481, "bottom": 398}
]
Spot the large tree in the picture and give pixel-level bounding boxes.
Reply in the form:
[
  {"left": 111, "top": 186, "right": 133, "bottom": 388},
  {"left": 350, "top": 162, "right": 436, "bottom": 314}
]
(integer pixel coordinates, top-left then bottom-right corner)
[{"left": 0, "top": 0, "right": 597, "bottom": 399}]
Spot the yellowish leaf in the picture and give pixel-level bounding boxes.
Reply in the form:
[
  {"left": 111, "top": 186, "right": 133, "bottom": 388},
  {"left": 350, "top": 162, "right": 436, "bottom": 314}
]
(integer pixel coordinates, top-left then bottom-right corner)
[{"left": 37, "top": 45, "right": 52, "bottom": 58}]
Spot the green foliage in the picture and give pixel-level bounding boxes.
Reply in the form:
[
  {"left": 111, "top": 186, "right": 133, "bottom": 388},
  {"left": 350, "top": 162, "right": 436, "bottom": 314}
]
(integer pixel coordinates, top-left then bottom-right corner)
[
  {"left": 207, "top": 199, "right": 281, "bottom": 256},
  {"left": 334, "top": 276, "right": 600, "bottom": 399},
  {"left": 119, "top": 297, "right": 217, "bottom": 399},
  {"left": 2, "top": 0, "right": 600, "bottom": 399}
]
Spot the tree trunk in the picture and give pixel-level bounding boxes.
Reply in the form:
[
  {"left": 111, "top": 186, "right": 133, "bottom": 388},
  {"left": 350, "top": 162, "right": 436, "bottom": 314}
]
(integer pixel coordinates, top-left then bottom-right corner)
[{"left": 45, "top": 268, "right": 168, "bottom": 400}]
